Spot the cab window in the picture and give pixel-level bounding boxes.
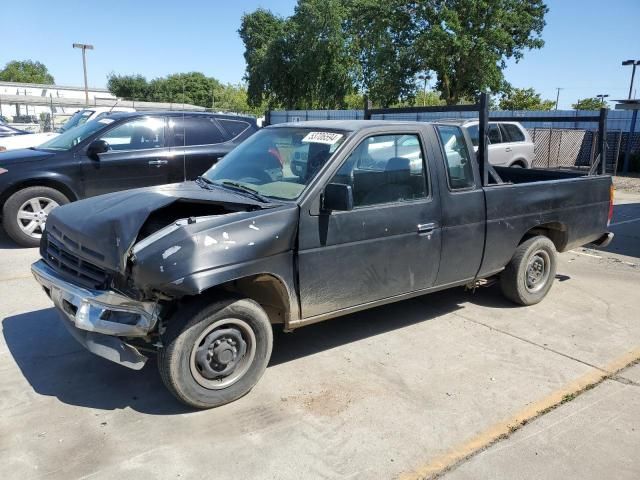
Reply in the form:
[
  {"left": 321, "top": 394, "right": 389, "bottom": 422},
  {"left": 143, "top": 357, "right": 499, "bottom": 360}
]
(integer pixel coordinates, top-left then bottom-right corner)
[
  {"left": 436, "top": 125, "right": 475, "bottom": 190},
  {"left": 330, "top": 134, "right": 428, "bottom": 208}
]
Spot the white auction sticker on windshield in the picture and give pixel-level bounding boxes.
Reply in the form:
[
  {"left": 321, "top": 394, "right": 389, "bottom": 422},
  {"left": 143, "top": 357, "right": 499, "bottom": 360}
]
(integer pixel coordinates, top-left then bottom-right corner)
[
  {"left": 302, "top": 131, "right": 343, "bottom": 145},
  {"left": 98, "top": 118, "right": 115, "bottom": 124}
]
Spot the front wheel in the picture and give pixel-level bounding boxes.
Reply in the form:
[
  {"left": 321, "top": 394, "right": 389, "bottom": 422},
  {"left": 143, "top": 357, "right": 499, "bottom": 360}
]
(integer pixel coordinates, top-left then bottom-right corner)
[
  {"left": 158, "top": 297, "right": 273, "bottom": 409},
  {"left": 2, "top": 186, "right": 69, "bottom": 247},
  {"left": 500, "top": 236, "right": 557, "bottom": 306}
]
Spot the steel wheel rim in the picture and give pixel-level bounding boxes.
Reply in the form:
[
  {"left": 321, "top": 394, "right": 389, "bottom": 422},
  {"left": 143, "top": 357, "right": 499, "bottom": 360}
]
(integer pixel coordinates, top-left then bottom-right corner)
[
  {"left": 525, "top": 249, "right": 550, "bottom": 293},
  {"left": 189, "top": 318, "right": 256, "bottom": 390},
  {"left": 17, "top": 197, "right": 59, "bottom": 239}
]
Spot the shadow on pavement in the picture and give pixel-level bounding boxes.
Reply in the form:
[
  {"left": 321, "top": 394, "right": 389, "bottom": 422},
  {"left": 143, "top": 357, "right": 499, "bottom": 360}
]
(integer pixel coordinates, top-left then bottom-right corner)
[
  {"left": 3, "top": 283, "right": 534, "bottom": 413},
  {"left": 594, "top": 202, "right": 640, "bottom": 259},
  {"left": 0, "top": 229, "right": 23, "bottom": 250}
]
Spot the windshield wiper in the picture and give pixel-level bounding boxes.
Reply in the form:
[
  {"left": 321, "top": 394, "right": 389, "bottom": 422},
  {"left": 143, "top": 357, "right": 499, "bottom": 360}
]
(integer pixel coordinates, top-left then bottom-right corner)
[
  {"left": 195, "top": 176, "right": 215, "bottom": 189},
  {"left": 219, "top": 181, "right": 270, "bottom": 203}
]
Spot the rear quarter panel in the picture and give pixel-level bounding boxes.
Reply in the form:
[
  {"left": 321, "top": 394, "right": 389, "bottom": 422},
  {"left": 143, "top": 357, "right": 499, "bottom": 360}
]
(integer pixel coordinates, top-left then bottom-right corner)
[{"left": 480, "top": 175, "right": 611, "bottom": 276}]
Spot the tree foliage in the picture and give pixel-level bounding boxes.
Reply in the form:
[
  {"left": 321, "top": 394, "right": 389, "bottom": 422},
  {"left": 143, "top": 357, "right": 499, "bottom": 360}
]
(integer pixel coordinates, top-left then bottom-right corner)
[
  {"left": 572, "top": 97, "right": 606, "bottom": 110},
  {"left": 240, "top": 0, "right": 354, "bottom": 109},
  {"left": 0, "top": 60, "right": 54, "bottom": 84},
  {"left": 107, "top": 73, "right": 262, "bottom": 114},
  {"left": 498, "top": 87, "right": 555, "bottom": 110},
  {"left": 416, "top": 0, "right": 548, "bottom": 105},
  {"left": 241, "top": 0, "right": 548, "bottom": 108}
]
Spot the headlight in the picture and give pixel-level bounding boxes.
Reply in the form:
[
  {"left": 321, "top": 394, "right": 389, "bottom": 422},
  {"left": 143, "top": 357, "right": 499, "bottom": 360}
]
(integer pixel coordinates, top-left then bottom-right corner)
[
  {"left": 0, "top": 167, "right": 7, "bottom": 175},
  {"left": 0, "top": 146, "right": 6, "bottom": 152}
]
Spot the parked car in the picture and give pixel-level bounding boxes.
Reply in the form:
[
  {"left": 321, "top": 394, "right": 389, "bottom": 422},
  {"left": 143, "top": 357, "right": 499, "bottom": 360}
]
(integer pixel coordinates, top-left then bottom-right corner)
[
  {"left": 0, "top": 111, "right": 258, "bottom": 246},
  {"left": 31, "top": 120, "right": 613, "bottom": 408},
  {"left": 440, "top": 119, "right": 535, "bottom": 168},
  {"left": 0, "top": 107, "right": 136, "bottom": 152},
  {"left": 0, "top": 121, "right": 29, "bottom": 139}
]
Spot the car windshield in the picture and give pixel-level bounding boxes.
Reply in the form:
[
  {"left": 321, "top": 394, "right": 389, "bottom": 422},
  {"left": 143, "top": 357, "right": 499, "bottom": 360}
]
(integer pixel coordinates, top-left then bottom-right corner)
[
  {"left": 38, "top": 118, "right": 113, "bottom": 151},
  {"left": 59, "top": 110, "right": 94, "bottom": 132},
  {"left": 202, "top": 127, "right": 348, "bottom": 200}
]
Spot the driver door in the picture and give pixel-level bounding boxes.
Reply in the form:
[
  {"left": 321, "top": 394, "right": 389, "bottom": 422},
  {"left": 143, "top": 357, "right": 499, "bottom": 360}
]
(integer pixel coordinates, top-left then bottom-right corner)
[
  {"left": 81, "top": 116, "right": 173, "bottom": 197},
  {"left": 297, "top": 131, "right": 442, "bottom": 319}
]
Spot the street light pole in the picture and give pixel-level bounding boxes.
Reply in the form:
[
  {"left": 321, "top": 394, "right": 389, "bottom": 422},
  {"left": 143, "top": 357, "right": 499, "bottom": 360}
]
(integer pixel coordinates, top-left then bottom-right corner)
[
  {"left": 622, "top": 60, "right": 640, "bottom": 99},
  {"left": 73, "top": 43, "right": 94, "bottom": 106},
  {"left": 596, "top": 94, "right": 609, "bottom": 107},
  {"left": 417, "top": 74, "right": 431, "bottom": 107},
  {"left": 555, "top": 87, "right": 563, "bottom": 110}
]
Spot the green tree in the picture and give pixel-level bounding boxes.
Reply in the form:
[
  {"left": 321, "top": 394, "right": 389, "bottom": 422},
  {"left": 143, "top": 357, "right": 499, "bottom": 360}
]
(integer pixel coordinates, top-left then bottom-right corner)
[
  {"left": 572, "top": 97, "right": 607, "bottom": 110},
  {"left": 0, "top": 60, "right": 54, "bottom": 84},
  {"left": 107, "top": 74, "right": 149, "bottom": 101},
  {"left": 345, "top": 0, "right": 421, "bottom": 106},
  {"left": 498, "top": 87, "right": 555, "bottom": 110},
  {"left": 416, "top": 0, "right": 548, "bottom": 105},
  {"left": 240, "top": 0, "right": 355, "bottom": 109}
]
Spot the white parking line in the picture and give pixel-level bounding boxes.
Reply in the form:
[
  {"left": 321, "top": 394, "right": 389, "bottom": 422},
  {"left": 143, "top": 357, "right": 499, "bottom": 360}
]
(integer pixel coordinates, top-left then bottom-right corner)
[
  {"left": 609, "top": 217, "right": 640, "bottom": 227},
  {"left": 569, "top": 250, "right": 602, "bottom": 258}
]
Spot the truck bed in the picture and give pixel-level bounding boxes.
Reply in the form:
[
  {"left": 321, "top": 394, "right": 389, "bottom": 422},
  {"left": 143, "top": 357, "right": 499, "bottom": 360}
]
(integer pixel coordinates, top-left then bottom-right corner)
[{"left": 479, "top": 167, "right": 611, "bottom": 277}]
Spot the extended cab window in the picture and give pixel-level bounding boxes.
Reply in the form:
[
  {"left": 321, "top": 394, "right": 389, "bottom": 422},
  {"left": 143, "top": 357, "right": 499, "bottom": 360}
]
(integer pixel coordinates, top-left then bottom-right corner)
[
  {"left": 436, "top": 125, "right": 475, "bottom": 190},
  {"left": 331, "top": 134, "right": 428, "bottom": 208},
  {"left": 171, "top": 117, "right": 225, "bottom": 146},
  {"left": 99, "top": 117, "right": 165, "bottom": 151}
]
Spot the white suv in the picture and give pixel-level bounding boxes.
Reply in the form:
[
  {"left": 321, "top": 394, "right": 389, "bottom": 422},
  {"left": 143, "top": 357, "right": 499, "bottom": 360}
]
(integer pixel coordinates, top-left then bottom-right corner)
[{"left": 442, "top": 119, "right": 535, "bottom": 168}]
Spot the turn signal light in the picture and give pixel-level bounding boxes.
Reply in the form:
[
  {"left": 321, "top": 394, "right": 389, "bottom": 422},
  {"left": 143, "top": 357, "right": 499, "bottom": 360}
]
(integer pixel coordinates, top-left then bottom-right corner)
[{"left": 607, "top": 184, "right": 614, "bottom": 225}]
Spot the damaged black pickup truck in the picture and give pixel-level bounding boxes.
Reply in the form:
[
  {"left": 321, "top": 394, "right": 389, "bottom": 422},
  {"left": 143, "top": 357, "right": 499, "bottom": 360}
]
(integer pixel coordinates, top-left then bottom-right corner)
[{"left": 31, "top": 120, "right": 614, "bottom": 408}]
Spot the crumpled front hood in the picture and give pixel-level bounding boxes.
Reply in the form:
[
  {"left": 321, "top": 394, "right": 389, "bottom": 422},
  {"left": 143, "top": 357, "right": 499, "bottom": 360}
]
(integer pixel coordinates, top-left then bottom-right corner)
[{"left": 44, "top": 182, "right": 268, "bottom": 273}]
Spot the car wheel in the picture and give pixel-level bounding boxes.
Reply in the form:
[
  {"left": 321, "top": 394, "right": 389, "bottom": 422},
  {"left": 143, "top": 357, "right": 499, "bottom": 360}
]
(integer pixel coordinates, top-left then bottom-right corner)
[
  {"left": 2, "top": 186, "right": 69, "bottom": 247},
  {"left": 158, "top": 296, "right": 273, "bottom": 409},
  {"left": 500, "top": 235, "right": 557, "bottom": 306}
]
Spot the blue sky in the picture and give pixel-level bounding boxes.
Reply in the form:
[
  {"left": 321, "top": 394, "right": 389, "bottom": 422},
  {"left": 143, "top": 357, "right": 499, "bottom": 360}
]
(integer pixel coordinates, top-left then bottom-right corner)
[{"left": 1, "top": 0, "right": 638, "bottom": 109}]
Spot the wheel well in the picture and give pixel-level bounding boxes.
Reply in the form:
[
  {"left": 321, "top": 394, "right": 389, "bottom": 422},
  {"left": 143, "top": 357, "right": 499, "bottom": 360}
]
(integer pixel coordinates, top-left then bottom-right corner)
[
  {"left": 0, "top": 179, "right": 78, "bottom": 207},
  {"left": 203, "top": 274, "right": 291, "bottom": 327},
  {"left": 509, "top": 159, "right": 527, "bottom": 168},
  {"left": 520, "top": 222, "right": 568, "bottom": 251}
]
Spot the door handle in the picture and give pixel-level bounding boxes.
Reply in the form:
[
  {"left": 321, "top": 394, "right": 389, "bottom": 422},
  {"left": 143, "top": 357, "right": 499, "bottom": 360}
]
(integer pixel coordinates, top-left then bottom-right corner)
[
  {"left": 148, "top": 160, "right": 168, "bottom": 167},
  {"left": 505, "top": 147, "right": 512, "bottom": 152},
  {"left": 417, "top": 223, "right": 436, "bottom": 234}
]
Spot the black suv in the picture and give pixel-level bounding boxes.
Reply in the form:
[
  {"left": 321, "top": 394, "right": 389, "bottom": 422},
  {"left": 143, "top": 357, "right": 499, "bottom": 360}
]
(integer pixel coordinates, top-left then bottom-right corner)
[{"left": 0, "top": 112, "right": 258, "bottom": 246}]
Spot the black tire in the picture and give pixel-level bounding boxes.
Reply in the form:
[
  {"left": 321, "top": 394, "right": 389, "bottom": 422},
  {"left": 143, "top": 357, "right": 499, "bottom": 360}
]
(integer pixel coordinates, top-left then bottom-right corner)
[
  {"left": 500, "top": 235, "right": 557, "bottom": 306},
  {"left": 158, "top": 296, "right": 273, "bottom": 409},
  {"left": 2, "top": 186, "right": 69, "bottom": 247}
]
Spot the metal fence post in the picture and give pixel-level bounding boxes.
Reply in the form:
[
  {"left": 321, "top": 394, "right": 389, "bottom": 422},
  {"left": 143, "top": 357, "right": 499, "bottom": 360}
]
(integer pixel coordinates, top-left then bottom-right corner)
[
  {"left": 622, "top": 109, "right": 638, "bottom": 174},
  {"left": 478, "top": 93, "right": 489, "bottom": 186},
  {"left": 363, "top": 95, "right": 372, "bottom": 120},
  {"left": 598, "top": 107, "right": 608, "bottom": 175}
]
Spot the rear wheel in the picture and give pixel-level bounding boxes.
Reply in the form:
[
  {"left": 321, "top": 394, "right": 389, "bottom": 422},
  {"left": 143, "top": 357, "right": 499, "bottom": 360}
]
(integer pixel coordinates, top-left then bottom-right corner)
[
  {"left": 2, "top": 186, "right": 69, "bottom": 247},
  {"left": 158, "top": 296, "right": 273, "bottom": 409},
  {"left": 500, "top": 236, "right": 557, "bottom": 306}
]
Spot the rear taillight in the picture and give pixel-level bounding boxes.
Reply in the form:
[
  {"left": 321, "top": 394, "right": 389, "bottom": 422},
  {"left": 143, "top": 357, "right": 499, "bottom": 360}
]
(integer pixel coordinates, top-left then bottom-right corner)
[{"left": 607, "top": 184, "right": 614, "bottom": 226}]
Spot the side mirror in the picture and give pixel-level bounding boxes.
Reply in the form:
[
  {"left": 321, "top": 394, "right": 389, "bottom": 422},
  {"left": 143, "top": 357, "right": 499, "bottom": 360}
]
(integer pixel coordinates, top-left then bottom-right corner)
[
  {"left": 322, "top": 183, "right": 353, "bottom": 212},
  {"left": 87, "top": 139, "right": 109, "bottom": 159}
]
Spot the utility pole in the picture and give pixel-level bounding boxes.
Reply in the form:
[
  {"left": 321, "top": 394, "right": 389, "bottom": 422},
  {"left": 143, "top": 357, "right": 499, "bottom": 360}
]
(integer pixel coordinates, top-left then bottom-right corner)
[
  {"left": 596, "top": 94, "right": 609, "bottom": 107},
  {"left": 554, "top": 87, "right": 563, "bottom": 110},
  {"left": 622, "top": 60, "right": 640, "bottom": 99},
  {"left": 73, "top": 43, "right": 94, "bottom": 106}
]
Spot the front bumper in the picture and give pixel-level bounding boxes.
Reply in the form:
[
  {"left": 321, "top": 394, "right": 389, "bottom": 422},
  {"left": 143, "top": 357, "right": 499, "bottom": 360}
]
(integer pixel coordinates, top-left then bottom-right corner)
[{"left": 31, "top": 259, "right": 160, "bottom": 370}]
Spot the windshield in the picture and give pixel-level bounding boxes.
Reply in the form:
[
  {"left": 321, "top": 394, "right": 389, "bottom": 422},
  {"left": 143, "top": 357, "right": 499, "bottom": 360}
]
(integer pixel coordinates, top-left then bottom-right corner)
[
  {"left": 202, "top": 127, "right": 348, "bottom": 200},
  {"left": 59, "top": 110, "right": 94, "bottom": 132},
  {"left": 38, "top": 118, "right": 113, "bottom": 150}
]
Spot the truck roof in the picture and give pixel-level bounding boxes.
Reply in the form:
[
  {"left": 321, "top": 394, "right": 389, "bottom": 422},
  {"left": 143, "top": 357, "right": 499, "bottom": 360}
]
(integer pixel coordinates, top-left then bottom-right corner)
[{"left": 270, "top": 119, "right": 429, "bottom": 132}]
